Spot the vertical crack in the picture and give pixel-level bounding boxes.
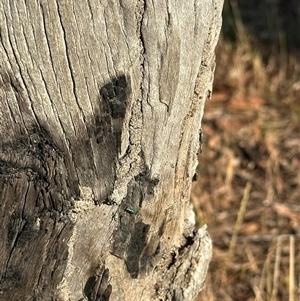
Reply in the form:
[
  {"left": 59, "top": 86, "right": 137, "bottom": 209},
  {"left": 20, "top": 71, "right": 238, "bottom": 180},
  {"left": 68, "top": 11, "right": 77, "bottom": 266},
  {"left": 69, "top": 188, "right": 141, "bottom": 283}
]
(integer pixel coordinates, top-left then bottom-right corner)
[
  {"left": 136, "top": 0, "right": 146, "bottom": 106},
  {"left": 109, "top": 1, "right": 147, "bottom": 204},
  {"left": 55, "top": 2, "right": 86, "bottom": 124}
]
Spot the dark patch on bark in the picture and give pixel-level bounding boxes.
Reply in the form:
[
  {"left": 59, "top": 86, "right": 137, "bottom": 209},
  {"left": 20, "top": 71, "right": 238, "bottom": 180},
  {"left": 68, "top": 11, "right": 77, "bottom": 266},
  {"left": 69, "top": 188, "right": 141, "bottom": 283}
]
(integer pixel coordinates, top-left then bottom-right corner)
[
  {"left": 0, "top": 125, "right": 79, "bottom": 210},
  {"left": 111, "top": 166, "right": 160, "bottom": 278},
  {"left": 112, "top": 212, "right": 135, "bottom": 260},
  {"left": 89, "top": 109, "right": 117, "bottom": 202},
  {"left": 123, "top": 165, "right": 160, "bottom": 209},
  {"left": 89, "top": 75, "right": 131, "bottom": 205},
  {"left": 84, "top": 265, "right": 112, "bottom": 301},
  {"left": 100, "top": 75, "right": 128, "bottom": 119},
  {"left": 125, "top": 221, "right": 150, "bottom": 278},
  {"left": 0, "top": 196, "right": 74, "bottom": 300},
  {"left": 0, "top": 124, "right": 78, "bottom": 300},
  {"left": 98, "top": 75, "right": 130, "bottom": 153}
]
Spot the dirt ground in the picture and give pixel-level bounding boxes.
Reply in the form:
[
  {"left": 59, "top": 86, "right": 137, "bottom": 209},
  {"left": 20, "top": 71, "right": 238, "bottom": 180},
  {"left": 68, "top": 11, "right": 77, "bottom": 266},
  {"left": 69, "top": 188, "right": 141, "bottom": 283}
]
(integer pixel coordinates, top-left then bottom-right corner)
[{"left": 193, "top": 1, "right": 300, "bottom": 300}]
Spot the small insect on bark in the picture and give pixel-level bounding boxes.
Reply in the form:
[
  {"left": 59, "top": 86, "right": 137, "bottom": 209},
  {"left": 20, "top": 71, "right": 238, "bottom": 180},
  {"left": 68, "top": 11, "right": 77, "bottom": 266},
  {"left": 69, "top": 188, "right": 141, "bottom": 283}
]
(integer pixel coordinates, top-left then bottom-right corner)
[{"left": 125, "top": 206, "right": 139, "bottom": 215}]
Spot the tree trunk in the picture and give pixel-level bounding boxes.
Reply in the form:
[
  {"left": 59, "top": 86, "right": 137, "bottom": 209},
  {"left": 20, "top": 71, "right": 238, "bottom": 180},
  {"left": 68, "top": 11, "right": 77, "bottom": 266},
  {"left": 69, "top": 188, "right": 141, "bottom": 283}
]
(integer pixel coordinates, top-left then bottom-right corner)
[{"left": 0, "top": 1, "right": 223, "bottom": 300}]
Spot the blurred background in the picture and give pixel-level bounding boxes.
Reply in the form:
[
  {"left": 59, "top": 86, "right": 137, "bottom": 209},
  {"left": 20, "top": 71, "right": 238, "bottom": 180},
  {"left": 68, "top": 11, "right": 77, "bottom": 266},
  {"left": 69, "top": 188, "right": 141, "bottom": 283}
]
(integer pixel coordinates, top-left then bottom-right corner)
[{"left": 192, "top": 1, "right": 300, "bottom": 300}]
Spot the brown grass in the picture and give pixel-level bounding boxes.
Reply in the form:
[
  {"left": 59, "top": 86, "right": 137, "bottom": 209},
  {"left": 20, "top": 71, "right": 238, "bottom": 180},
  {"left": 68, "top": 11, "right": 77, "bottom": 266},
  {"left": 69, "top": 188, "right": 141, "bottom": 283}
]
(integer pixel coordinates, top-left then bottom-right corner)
[{"left": 192, "top": 1, "right": 300, "bottom": 300}]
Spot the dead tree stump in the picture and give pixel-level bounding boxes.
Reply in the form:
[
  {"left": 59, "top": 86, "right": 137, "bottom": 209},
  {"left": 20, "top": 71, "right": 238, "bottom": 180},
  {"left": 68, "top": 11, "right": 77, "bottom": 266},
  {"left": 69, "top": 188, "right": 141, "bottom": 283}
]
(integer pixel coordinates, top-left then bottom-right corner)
[{"left": 0, "top": 1, "right": 223, "bottom": 300}]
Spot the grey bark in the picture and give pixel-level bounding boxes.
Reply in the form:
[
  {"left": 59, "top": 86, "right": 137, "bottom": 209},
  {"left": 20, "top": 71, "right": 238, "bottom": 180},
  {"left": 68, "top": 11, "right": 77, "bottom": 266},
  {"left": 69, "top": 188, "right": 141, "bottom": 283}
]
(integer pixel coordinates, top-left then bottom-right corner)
[{"left": 0, "top": 1, "right": 223, "bottom": 300}]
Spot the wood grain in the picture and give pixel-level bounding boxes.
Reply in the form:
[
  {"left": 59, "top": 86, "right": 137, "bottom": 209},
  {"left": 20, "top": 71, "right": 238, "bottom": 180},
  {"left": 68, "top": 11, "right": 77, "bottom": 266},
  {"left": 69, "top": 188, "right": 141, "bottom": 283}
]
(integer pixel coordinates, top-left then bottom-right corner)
[{"left": 0, "top": 0, "right": 223, "bottom": 300}]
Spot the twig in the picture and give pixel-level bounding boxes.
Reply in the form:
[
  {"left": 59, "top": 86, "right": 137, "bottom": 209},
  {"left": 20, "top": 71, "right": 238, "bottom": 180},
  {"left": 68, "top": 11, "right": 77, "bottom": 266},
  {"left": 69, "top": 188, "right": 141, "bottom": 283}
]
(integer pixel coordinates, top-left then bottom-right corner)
[
  {"left": 289, "top": 235, "right": 295, "bottom": 301},
  {"left": 213, "top": 234, "right": 300, "bottom": 245},
  {"left": 258, "top": 240, "right": 277, "bottom": 299},
  {"left": 271, "top": 236, "right": 282, "bottom": 300},
  {"left": 228, "top": 181, "right": 252, "bottom": 257}
]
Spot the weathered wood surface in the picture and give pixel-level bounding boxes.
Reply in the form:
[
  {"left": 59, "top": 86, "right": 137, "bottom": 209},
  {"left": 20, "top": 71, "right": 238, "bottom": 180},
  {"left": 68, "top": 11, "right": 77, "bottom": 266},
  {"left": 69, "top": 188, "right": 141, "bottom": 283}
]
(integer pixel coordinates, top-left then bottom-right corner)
[{"left": 0, "top": 1, "right": 223, "bottom": 300}]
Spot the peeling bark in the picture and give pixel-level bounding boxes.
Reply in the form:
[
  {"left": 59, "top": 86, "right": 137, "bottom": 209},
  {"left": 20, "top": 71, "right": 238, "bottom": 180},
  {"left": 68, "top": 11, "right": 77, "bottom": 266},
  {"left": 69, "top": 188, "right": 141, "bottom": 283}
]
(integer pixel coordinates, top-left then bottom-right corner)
[{"left": 0, "top": 1, "right": 223, "bottom": 300}]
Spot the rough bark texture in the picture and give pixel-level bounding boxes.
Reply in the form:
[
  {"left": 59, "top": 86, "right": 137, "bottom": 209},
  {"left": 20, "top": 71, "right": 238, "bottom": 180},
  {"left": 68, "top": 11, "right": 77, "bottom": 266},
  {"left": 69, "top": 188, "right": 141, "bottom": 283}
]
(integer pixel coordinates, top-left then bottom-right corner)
[{"left": 0, "top": 1, "right": 223, "bottom": 300}]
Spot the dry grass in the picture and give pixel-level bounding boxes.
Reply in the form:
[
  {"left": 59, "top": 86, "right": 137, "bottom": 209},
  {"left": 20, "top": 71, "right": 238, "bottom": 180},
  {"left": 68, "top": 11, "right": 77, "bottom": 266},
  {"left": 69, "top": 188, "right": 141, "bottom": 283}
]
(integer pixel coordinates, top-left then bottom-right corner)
[{"left": 192, "top": 1, "right": 300, "bottom": 300}]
